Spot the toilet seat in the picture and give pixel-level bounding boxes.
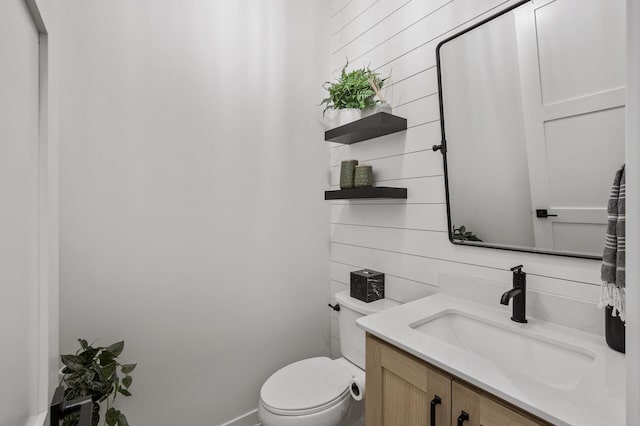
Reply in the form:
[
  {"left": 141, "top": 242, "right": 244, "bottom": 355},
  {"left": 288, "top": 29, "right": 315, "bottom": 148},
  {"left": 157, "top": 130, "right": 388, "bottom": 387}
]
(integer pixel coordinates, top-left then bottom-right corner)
[
  {"left": 261, "top": 389, "right": 350, "bottom": 416},
  {"left": 259, "top": 357, "right": 353, "bottom": 416}
]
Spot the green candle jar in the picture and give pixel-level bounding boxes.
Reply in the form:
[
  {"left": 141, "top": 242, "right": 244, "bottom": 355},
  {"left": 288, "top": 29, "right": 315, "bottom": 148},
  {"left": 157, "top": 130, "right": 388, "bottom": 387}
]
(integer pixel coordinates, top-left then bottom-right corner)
[
  {"left": 340, "top": 160, "right": 359, "bottom": 189},
  {"left": 354, "top": 164, "right": 373, "bottom": 188}
]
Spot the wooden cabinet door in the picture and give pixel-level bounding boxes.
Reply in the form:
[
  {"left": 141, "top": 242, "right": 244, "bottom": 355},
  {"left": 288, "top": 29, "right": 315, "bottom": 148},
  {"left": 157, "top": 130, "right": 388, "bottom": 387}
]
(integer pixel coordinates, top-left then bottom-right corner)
[
  {"left": 452, "top": 381, "right": 481, "bottom": 426},
  {"left": 452, "top": 380, "right": 548, "bottom": 426},
  {"left": 366, "top": 334, "right": 451, "bottom": 426}
]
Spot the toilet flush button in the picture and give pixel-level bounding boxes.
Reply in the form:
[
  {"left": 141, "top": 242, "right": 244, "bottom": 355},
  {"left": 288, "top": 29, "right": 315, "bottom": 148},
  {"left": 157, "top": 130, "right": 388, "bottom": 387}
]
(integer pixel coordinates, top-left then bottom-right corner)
[{"left": 351, "top": 383, "right": 359, "bottom": 397}]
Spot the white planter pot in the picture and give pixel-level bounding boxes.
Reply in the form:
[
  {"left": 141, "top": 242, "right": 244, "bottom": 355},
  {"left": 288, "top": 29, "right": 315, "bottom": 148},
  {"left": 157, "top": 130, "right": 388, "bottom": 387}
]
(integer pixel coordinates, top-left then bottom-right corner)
[
  {"left": 336, "top": 108, "right": 362, "bottom": 126},
  {"left": 324, "top": 107, "right": 379, "bottom": 129},
  {"left": 360, "top": 107, "right": 376, "bottom": 119}
]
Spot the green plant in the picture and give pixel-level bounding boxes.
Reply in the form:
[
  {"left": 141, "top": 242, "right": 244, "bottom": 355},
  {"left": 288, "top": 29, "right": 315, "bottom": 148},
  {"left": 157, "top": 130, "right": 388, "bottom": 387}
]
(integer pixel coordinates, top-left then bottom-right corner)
[
  {"left": 321, "top": 60, "right": 387, "bottom": 114},
  {"left": 453, "top": 225, "right": 482, "bottom": 242},
  {"left": 60, "top": 339, "right": 136, "bottom": 426}
]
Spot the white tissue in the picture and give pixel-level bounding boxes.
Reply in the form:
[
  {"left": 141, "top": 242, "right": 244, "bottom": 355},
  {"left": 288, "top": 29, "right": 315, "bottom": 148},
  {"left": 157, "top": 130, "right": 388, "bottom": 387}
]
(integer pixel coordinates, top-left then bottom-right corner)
[{"left": 349, "top": 371, "right": 366, "bottom": 401}]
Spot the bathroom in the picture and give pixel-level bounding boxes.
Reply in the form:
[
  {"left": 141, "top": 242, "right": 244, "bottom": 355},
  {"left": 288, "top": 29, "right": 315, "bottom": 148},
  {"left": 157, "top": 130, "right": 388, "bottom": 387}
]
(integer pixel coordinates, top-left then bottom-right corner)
[{"left": 1, "top": 0, "right": 638, "bottom": 425}]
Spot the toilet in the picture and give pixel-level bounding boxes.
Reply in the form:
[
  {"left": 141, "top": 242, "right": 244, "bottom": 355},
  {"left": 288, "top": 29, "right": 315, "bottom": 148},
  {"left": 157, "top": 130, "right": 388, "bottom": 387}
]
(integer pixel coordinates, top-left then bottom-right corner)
[{"left": 258, "top": 291, "right": 399, "bottom": 426}]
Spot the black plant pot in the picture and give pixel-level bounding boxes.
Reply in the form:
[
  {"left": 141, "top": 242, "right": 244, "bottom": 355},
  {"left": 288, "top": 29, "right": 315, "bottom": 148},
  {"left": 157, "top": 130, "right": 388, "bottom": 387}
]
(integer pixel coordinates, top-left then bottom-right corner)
[
  {"left": 61, "top": 401, "right": 100, "bottom": 426},
  {"left": 605, "top": 305, "right": 625, "bottom": 353}
]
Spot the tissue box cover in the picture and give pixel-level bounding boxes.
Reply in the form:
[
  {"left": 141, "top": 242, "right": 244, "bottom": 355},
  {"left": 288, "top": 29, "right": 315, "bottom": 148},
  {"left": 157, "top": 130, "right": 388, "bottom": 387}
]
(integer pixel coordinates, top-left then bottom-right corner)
[{"left": 350, "top": 269, "right": 385, "bottom": 303}]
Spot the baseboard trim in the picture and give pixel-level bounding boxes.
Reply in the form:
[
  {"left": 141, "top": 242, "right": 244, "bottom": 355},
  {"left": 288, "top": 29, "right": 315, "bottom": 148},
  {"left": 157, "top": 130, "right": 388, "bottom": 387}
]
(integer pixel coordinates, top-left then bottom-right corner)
[
  {"left": 26, "top": 411, "right": 47, "bottom": 426},
  {"left": 219, "top": 408, "right": 260, "bottom": 426}
]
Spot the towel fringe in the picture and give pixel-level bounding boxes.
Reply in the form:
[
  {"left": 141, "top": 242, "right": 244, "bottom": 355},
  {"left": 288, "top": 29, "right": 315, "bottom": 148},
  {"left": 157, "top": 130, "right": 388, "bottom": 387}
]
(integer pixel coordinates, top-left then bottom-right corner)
[{"left": 598, "top": 282, "right": 626, "bottom": 322}]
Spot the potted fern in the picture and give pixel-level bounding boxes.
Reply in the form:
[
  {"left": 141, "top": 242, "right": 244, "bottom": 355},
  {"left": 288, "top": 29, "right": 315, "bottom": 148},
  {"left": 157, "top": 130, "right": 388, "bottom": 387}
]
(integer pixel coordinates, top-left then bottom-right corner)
[
  {"left": 322, "top": 60, "right": 388, "bottom": 127},
  {"left": 59, "top": 339, "right": 136, "bottom": 426}
]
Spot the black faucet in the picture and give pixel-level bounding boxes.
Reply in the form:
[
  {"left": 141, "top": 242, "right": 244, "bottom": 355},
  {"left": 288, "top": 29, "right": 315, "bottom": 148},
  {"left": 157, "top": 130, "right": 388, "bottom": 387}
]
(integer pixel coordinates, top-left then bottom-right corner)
[{"left": 501, "top": 265, "right": 527, "bottom": 323}]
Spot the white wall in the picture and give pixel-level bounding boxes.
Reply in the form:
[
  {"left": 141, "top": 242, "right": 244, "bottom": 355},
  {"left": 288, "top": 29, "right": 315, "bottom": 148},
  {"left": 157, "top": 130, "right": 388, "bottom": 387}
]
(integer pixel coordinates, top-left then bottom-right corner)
[
  {"left": 0, "top": 1, "right": 40, "bottom": 424},
  {"left": 328, "top": 0, "right": 609, "bottom": 355},
  {"left": 0, "top": 0, "right": 59, "bottom": 423},
  {"left": 57, "top": 1, "right": 330, "bottom": 425}
]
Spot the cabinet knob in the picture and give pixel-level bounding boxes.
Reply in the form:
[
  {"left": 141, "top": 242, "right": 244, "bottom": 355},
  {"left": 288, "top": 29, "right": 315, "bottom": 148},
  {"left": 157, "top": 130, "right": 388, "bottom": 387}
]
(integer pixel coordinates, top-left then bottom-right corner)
[
  {"left": 457, "top": 411, "right": 470, "bottom": 426},
  {"left": 430, "top": 395, "right": 442, "bottom": 426}
]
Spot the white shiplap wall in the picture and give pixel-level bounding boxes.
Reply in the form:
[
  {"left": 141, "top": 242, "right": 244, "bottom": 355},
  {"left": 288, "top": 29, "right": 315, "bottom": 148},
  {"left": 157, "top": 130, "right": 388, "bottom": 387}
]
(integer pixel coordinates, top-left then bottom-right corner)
[{"left": 328, "top": 0, "right": 602, "bottom": 356}]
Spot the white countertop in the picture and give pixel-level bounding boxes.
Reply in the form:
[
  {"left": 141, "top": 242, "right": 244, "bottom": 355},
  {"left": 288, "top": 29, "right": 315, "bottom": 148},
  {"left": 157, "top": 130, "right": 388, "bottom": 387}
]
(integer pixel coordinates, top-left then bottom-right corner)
[{"left": 356, "top": 293, "right": 625, "bottom": 426}]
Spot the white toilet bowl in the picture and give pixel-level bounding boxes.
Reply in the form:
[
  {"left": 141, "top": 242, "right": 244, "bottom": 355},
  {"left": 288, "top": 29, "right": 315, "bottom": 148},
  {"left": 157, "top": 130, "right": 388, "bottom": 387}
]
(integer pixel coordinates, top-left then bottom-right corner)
[
  {"left": 258, "top": 357, "right": 359, "bottom": 426},
  {"left": 258, "top": 391, "right": 352, "bottom": 426},
  {"left": 258, "top": 292, "right": 399, "bottom": 426}
]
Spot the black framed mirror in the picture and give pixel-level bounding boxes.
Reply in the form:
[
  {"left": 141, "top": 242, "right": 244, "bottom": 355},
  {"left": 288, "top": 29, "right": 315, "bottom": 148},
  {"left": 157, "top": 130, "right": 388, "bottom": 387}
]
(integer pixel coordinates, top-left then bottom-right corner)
[{"left": 435, "top": 0, "right": 625, "bottom": 259}]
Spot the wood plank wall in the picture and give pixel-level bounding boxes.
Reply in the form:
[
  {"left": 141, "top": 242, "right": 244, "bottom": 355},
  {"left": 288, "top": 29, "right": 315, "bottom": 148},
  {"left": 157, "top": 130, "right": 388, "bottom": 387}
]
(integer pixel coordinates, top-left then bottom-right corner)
[{"left": 328, "top": 0, "right": 602, "bottom": 356}]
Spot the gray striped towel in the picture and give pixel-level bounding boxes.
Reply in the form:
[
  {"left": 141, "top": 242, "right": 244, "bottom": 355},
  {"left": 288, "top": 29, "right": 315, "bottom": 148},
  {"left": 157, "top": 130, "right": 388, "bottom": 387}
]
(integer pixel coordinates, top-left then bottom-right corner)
[{"left": 599, "top": 164, "right": 626, "bottom": 321}]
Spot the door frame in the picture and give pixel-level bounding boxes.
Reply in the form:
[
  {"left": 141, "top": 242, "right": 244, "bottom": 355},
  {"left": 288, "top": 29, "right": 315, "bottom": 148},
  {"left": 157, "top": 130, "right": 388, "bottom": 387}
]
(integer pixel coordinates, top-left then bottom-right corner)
[
  {"left": 626, "top": 1, "right": 639, "bottom": 424},
  {"left": 23, "top": 0, "right": 55, "bottom": 422}
]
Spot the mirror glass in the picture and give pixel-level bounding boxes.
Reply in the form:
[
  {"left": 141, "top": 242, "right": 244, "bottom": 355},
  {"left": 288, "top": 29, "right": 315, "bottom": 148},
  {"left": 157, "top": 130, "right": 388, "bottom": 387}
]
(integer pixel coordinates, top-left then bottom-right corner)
[{"left": 437, "top": 0, "right": 625, "bottom": 259}]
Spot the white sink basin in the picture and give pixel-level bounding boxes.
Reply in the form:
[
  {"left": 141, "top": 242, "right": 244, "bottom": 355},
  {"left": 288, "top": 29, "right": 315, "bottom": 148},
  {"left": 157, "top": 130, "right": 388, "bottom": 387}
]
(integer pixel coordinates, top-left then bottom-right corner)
[
  {"left": 410, "top": 310, "right": 595, "bottom": 390},
  {"left": 356, "top": 293, "right": 626, "bottom": 426}
]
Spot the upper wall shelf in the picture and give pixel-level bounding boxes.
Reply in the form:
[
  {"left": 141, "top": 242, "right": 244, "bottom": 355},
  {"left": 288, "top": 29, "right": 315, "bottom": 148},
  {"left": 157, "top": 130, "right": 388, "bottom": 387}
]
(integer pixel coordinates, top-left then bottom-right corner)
[{"left": 325, "top": 112, "right": 407, "bottom": 144}]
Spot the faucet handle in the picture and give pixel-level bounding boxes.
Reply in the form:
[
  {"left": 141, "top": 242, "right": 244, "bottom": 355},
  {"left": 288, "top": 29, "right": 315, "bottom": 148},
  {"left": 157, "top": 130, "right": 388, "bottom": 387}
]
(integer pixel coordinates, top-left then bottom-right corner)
[{"left": 510, "top": 265, "right": 524, "bottom": 273}]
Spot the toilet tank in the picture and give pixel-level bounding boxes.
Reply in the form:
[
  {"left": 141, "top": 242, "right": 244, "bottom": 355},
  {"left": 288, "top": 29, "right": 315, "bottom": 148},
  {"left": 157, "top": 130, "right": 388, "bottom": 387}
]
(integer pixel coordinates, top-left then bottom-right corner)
[{"left": 334, "top": 291, "right": 399, "bottom": 369}]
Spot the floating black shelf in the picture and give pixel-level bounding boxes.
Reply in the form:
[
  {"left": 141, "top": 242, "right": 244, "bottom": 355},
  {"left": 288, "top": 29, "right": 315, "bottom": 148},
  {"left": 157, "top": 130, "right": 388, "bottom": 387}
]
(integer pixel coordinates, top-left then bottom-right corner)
[
  {"left": 325, "top": 112, "right": 407, "bottom": 144},
  {"left": 324, "top": 186, "right": 407, "bottom": 200}
]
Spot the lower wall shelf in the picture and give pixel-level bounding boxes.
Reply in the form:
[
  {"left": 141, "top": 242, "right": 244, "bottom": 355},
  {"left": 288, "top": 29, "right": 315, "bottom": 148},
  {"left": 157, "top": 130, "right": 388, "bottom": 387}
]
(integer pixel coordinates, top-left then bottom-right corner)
[{"left": 324, "top": 187, "right": 407, "bottom": 200}]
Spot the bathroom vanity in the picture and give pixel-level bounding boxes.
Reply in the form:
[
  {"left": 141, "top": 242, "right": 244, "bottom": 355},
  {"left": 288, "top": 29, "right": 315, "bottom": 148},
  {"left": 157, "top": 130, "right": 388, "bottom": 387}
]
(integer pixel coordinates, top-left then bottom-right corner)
[
  {"left": 366, "top": 334, "right": 549, "bottom": 425},
  {"left": 357, "top": 293, "right": 625, "bottom": 426}
]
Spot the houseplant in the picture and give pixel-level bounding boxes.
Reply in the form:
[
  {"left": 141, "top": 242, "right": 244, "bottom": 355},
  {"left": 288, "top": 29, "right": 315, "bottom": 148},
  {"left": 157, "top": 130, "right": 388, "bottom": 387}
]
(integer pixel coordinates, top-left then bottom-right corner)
[
  {"left": 60, "top": 339, "right": 136, "bottom": 426},
  {"left": 452, "top": 225, "right": 482, "bottom": 242},
  {"left": 321, "top": 60, "right": 387, "bottom": 126}
]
